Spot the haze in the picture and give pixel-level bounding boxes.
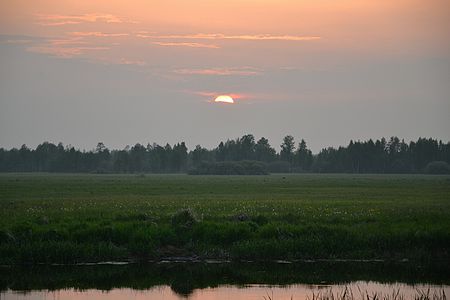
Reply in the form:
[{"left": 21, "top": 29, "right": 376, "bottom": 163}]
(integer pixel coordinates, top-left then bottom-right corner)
[{"left": 1, "top": 0, "right": 449, "bottom": 152}]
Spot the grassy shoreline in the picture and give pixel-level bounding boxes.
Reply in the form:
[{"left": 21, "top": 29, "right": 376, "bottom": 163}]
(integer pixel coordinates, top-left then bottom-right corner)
[{"left": 0, "top": 174, "right": 449, "bottom": 265}]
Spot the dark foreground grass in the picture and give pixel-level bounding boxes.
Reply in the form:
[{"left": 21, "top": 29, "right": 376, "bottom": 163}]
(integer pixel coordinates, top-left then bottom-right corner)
[{"left": 0, "top": 174, "right": 449, "bottom": 264}]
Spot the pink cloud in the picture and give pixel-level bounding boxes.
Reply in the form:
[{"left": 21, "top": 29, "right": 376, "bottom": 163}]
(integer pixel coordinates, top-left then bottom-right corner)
[
  {"left": 152, "top": 42, "right": 219, "bottom": 49},
  {"left": 35, "top": 13, "right": 135, "bottom": 26},
  {"left": 69, "top": 32, "right": 129, "bottom": 37},
  {"left": 194, "top": 91, "right": 250, "bottom": 101},
  {"left": 37, "top": 21, "right": 82, "bottom": 26},
  {"left": 27, "top": 45, "right": 109, "bottom": 58},
  {"left": 174, "top": 67, "right": 262, "bottom": 76},
  {"left": 2, "top": 39, "right": 34, "bottom": 44},
  {"left": 138, "top": 33, "right": 321, "bottom": 41},
  {"left": 48, "top": 38, "right": 88, "bottom": 46},
  {"left": 119, "top": 58, "right": 146, "bottom": 66}
]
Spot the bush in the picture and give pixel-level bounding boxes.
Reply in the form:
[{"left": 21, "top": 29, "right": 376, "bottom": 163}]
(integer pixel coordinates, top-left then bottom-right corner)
[
  {"left": 424, "top": 161, "right": 450, "bottom": 174},
  {"left": 171, "top": 209, "right": 198, "bottom": 230},
  {"left": 390, "top": 159, "right": 412, "bottom": 173},
  {"left": 267, "top": 161, "right": 291, "bottom": 173},
  {"left": 189, "top": 161, "right": 269, "bottom": 175},
  {"left": 252, "top": 215, "right": 269, "bottom": 226}
]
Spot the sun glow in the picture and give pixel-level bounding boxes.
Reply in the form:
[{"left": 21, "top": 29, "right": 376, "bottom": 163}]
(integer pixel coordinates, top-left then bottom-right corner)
[{"left": 214, "top": 95, "right": 234, "bottom": 104}]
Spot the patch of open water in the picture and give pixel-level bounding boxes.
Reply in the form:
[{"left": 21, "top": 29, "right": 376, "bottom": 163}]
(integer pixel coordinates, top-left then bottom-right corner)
[{"left": 1, "top": 262, "right": 448, "bottom": 300}]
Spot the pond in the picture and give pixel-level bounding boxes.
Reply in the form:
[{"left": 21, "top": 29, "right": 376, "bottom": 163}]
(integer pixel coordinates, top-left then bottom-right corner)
[{"left": 1, "top": 261, "right": 449, "bottom": 300}]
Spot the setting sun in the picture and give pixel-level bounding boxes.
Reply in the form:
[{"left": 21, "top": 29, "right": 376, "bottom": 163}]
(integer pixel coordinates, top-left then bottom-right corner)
[{"left": 214, "top": 95, "right": 234, "bottom": 104}]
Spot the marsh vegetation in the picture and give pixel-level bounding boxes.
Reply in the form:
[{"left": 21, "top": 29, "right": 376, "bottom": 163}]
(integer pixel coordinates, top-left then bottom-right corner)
[{"left": 0, "top": 174, "right": 449, "bottom": 264}]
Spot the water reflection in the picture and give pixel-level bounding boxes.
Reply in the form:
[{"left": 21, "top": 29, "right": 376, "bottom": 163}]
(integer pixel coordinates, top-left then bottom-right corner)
[
  {"left": 3, "top": 282, "right": 450, "bottom": 300},
  {"left": 1, "top": 261, "right": 449, "bottom": 299}
]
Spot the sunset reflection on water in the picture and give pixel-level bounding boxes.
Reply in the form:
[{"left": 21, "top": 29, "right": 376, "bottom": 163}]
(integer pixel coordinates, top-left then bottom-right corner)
[{"left": 3, "top": 282, "right": 449, "bottom": 300}]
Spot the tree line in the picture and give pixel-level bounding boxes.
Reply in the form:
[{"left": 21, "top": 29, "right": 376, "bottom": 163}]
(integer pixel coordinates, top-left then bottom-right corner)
[{"left": 0, "top": 135, "right": 449, "bottom": 174}]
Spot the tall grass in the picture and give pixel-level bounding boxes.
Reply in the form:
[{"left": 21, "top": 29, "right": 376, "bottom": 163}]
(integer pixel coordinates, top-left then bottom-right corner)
[
  {"left": 0, "top": 174, "right": 449, "bottom": 264},
  {"left": 305, "top": 287, "right": 447, "bottom": 300}
]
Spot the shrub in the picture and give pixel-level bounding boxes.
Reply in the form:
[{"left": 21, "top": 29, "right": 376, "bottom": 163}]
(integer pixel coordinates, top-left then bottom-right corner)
[
  {"left": 424, "top": 161, "right": 450, "bottom": 174},
  {"left": 188, "top": 161, "right": 269, "bottom": 175},
  {"left": 267, "top": 161, "right": 291, "bottom": 173},
  {"left": 252, "top": 215, "right": 269, "bottom": 226},
  {"left": 390, "top": 159, "right": 412, "bottom": 173},
  {"left": 171, "top": 209, "right": 198, "bottom": 230}
]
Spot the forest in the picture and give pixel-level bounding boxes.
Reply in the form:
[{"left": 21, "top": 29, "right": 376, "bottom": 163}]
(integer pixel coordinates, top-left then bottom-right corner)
[{"left": 0, "top": 135, "right": 449, "bottom": 174}]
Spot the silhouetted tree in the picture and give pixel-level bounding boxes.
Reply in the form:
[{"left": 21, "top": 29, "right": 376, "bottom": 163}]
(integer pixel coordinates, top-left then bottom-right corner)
[
  {"left": 191, "top": 145, "right": 213, "bottom": 167},
  {"left": 254, "top": 137, "right": 276, "bottom": 162},
  {"left": 295, "top": 139, "right": 313, "bottom": 171},
  {"left": 172, "top": 142, "right": 188, "bottom": 172},
  {"left": 238, "top": 134, "right": 256, "bottom": 160},
  {"left": 280, "top": 135, "right": 295, "bottom": 165},
  {"left": 0, "top": 136, "right": 448, "bottom": 174}
]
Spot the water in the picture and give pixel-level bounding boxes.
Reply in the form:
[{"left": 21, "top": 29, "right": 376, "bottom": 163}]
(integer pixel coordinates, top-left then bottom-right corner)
[
  {"left": 1, "top": 262, "right": 449, "bottom": 300},
  {"left": 3, "top": 282, "right": 450, "bottom": 300}
]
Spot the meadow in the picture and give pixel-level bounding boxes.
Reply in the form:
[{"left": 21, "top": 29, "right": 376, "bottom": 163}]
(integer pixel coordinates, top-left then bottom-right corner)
[{"left": 0, "top": 173, "right": 449, "bottom": 264}]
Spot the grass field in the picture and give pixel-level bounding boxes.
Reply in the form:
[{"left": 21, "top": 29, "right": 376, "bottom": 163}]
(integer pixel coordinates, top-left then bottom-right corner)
[{"left": 0, "top": 174, "right": 449, "bottom": 264}]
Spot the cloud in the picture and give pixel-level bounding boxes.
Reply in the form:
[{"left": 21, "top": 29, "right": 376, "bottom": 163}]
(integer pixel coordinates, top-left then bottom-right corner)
[
  {"left": 119, "top": 58, "right": 146, "bottom": 66},
  {"left": 193, "top": 91, "right": 250, "bottom": 101},
  {"left": 48, "top": 38, "right": 88, "bottom": 46},
  {"left": 24, "top": 32, "right": 113, "bottom": 58},
  {"left": 0, "top": 35, "right": 42, "bottom": 45},
  {"left": 138, "top": 33, "right": 321, "bottom": 41},
  {"left": 69, "top": 32, "right": 129, "bottom": 37},
  {"left": 2, "top": 39, "right": 34, "bottom": 44},
  {"left": 174, "top": 67, "right": 262, "bottom": 76},
  {"left": 152, "top": 42, "right": 219, "bottom": 49},
  {"left": 37, "top": 21, "right": 83, "bottom": 26},
  {"left": 27, "top": 45, "right": 109, "bottom": 58},
  {"left": 35, "top": 13, "right": 135, "bottom": 26}
]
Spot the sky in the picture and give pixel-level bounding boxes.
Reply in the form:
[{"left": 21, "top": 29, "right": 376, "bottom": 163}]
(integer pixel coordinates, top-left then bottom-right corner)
[{"left": 0, "top": 0, "right": 449, "bottom": 153}]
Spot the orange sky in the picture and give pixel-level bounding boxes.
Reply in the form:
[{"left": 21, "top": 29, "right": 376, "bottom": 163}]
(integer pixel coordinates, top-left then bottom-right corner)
[
  {"left": 0, "top": 0, "right": 449, "bottom": 150},
  {"left": 2, "top": 0, "right": 449, "bottom": 56}
]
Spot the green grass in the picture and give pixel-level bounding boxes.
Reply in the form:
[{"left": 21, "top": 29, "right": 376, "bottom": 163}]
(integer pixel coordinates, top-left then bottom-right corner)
[{"left": 0, "top": 173, "right": 449, "bottom": 264}]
